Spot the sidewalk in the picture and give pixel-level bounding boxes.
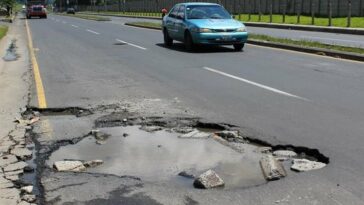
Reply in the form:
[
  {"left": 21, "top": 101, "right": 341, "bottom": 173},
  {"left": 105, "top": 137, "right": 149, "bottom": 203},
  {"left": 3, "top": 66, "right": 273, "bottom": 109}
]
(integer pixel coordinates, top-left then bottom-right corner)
[{"left": 0, "top": 16, "right": 36, "bottom": 205}]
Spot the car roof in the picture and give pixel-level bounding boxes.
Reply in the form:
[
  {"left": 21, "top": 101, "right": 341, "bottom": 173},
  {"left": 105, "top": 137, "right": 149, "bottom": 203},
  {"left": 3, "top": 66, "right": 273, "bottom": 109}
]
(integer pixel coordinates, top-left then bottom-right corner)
[{"left": 177, "top": 2, "right": 220, "bottom": 6}]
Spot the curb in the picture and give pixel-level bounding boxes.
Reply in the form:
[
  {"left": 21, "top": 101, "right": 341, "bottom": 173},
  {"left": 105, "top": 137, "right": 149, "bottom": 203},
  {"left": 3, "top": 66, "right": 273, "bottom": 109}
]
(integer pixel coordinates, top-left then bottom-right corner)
[
  {"left": 124, "top": 23, "right": 364, "bottom": 62},
  {"left": 244, "top": 22, "right": 364, "bottom": 35},
  {"left": 82, "top": 13, "right": 364, "bottom": 35}
]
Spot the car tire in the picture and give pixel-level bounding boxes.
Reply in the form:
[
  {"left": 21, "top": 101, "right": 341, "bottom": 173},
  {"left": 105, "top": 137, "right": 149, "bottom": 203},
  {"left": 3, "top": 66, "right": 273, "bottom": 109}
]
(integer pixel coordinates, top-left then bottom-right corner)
[
  {"left": 26, "top": 15, "right": 30, "bottom": 19},
  {"left": 184, "top": 31, "right": 194, "bottom": 51},
  {"left": 233, "top": 43, "right": 244, "bottom": 51},
  {"left": 163, "top": 28, "right": 173, "bottom": 47}
]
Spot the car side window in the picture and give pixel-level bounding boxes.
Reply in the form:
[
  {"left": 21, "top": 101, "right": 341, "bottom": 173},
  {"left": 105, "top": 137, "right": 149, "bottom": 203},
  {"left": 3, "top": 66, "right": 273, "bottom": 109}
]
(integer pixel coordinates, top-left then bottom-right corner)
[
  {"left": 177, "top": 5, "right": 185, "bottom": 19},
  {"left": 169, "top": 6, "right": 179, "bottom": 18}
]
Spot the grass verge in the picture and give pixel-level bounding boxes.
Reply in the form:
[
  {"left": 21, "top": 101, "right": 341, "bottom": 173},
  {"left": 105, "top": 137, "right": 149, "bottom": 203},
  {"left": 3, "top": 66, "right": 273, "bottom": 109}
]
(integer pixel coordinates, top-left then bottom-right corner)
[
  {"left": 126, "top": 21, "right": 364, "bottom": 55},
  {"left": 81, "top": 11, "right": 364, "bottom": 28},
  {"left": 57, "top": 13, "right": 111, "bottom": 21},
  {"left": 0, "top": 25, "right": 8, "bottom": 40}
]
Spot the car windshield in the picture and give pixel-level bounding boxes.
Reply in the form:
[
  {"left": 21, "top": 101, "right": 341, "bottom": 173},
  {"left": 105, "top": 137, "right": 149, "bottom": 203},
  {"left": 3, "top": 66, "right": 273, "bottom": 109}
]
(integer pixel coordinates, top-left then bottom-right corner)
[{"left": 186, "top": 5, "right": 231, "bottom": 19}]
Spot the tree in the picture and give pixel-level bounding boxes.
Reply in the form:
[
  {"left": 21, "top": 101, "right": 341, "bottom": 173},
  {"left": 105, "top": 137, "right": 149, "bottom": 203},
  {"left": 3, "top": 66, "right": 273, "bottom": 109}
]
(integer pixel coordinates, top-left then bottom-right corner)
[{"left": 0, "top": 0, "right": 16, "bottom": 16}]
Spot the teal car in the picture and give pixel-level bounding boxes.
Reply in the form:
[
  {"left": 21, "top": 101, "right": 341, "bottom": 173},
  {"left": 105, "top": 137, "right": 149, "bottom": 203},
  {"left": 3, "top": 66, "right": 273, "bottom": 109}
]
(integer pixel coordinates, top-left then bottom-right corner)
[{"left": 162, "top": 3, "right": 248, "bottom": 51}]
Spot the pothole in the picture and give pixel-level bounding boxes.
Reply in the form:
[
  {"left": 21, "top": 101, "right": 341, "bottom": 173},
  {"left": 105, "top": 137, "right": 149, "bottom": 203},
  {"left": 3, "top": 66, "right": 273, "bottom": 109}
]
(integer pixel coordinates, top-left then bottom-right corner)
[
  {"left": 47, "top": 126, "right": 267, "bottom": 189},
  {"left": 3, "top": 39, "right": 19, "bottom": 61}
]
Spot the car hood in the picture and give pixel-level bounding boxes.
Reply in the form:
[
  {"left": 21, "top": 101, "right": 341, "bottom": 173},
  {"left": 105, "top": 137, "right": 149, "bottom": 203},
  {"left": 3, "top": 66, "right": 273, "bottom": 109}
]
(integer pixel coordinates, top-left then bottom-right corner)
[{"left": 188, "top": 19, "right": 243, "bottom": 29}]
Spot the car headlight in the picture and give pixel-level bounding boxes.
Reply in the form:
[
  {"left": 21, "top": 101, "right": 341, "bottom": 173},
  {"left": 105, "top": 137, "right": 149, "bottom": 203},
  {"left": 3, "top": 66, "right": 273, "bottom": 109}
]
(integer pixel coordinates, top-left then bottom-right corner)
[
  {"left": 236, "top": 27, "right": 247, "bottom": 32},
  {"left": 191, "top": 28, "right": 212, "bottom": 33}
]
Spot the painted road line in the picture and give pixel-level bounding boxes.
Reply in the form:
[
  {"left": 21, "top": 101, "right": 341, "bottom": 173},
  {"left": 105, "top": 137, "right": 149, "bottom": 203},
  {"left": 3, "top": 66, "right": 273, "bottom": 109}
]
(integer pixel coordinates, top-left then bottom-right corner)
[
  {"left": 86, "top": 29, "right": 100, "bottom": 35},
  {"left": 203, "top": 67, "right": 308, "bottom": 101},
  {"left": 71, "top": 24, "right": 79, "bottom": 28},
  {"left": 26, "top": 20, "right": 47, "bottom": 108},
  {"left": 116, "top": 39, "right": 147, "bottom": 50},
  {"left": 300, "top": 35, "right": 362, "bottom": 44}
]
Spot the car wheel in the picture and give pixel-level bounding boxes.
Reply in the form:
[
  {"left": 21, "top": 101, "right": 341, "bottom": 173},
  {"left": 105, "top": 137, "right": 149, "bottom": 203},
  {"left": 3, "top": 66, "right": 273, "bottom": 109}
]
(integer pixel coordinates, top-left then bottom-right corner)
[
  {"left": 184, "top": 31, "right": 194, "bottom": 51},
  {"left": 44, "top": 15, "right": 47, "bottom": 19},
  {"left": 233, "top": 43, "right": 244, "bottom": 51},
  {"left": 26, "top": 15, "right": 30, "bottom": 19},
  {"left": 163, "top": 28, "right": 173, "bottom": 47}
]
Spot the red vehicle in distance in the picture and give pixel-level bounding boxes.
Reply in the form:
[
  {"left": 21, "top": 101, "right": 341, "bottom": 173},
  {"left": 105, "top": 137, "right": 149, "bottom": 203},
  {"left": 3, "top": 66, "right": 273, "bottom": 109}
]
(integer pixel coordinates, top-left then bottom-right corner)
[{"left": 26, "top": 5, "right": 47, "bottom": 19}]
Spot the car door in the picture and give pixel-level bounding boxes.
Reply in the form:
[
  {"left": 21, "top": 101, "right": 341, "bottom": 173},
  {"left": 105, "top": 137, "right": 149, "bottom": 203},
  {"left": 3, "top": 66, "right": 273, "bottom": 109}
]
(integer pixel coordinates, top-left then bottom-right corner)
[
  {"left": 165, "top": 5, "right": 180, "bottom": 39},
  {"left": 174, "top": 5, "right": 186, "bottom": 41}
]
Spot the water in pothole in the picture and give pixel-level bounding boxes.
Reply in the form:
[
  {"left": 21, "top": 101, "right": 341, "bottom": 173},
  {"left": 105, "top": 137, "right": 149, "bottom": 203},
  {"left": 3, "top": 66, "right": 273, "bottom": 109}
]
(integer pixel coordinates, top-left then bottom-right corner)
[{"left": 47, "top": 126, "right": 266, "bottom": 189}]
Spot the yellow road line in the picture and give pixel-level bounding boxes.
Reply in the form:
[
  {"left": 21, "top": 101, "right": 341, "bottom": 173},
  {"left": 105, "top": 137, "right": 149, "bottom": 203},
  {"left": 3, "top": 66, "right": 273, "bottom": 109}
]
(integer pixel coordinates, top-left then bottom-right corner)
[{"left": 25, "top": 20, "right": 47, "bottom": 108}]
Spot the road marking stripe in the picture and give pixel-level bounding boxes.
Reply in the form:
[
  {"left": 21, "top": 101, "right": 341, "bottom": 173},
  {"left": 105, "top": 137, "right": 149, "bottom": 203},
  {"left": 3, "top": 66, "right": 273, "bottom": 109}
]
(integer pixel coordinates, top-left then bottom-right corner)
[
  {"left": 203, "top": 67, "right": 308, "bottom": 101},
  {"left": 71, "top": 24, "right": 79, "bottom": 28},
  {"left": 25, "top": 20, "right": 47, "bottom": 108},
  {"left": 116, "top": 39, "right": 147, "bottom": 50},
  {"left": 86, "top": 29, "right": 100, "bottom": 35}
]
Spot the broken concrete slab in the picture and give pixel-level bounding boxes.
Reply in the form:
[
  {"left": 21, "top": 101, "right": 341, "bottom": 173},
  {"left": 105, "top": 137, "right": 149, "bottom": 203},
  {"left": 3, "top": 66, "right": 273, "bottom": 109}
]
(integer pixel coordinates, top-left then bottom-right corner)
[
  {"left": 215, "top": 131, "right": 241, "bottom": 141},
  {"left": 172, "top": 127, "right": 194, "bottom": 134},
  {"left": 53, "top": 161, "right": 86, "bottom": 172},
  {"left": 140, "top": 126, "right": 163, "bottom": 132},
  {"left": 0, "top": 188, "right": 21, "bottom": 201},
  {"left": 17, "top": 201, "right": 31, "bottom": 205},
  {"left": 0, "top": 155, "right": 18, "bottom": 167},
  {"left": 5, "top": 175, "right": 19, "bottom": 182},
  {"left": 273, "top": 150, "right": 298, "bottom": 158},
  {"left": 10, "top": 148, "right": 32, "bottom": 160},
  {"left": 21, "top": 186, "right": 33, "bottom": 194},
  {"left": 256, "top": 147, "right": 272, "bottom": 154},
  {"left": 179, "top": 130, "right": 211, "bottom": 139},
  {"left": 3, "top": 161, "right": 28, "bottom": 172},
  {"left": 260, "top": 155, "right": 286, "bottom": 181},
  {"left": 291, "top": 159, "right": 326, "bottom": 172},
  {"left": 193, "top": 170, "right": 224, "bottom": 189},
  {"left": 21, "top": 194, "right": 36, "bottom": 203},
  {"left": 0, "top": 177, "right": 14, "bottom": 189},
  {"left": 83, "top": 159, "right": 103, "bottom": 168},
  {"left": 4, "top": 169, "right": 24, "bottom": 176}
]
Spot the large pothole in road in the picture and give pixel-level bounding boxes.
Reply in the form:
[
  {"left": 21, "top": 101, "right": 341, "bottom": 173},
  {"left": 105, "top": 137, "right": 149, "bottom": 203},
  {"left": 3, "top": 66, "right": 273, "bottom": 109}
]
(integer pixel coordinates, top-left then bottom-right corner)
[{"left": 46, "top": 126, "right": 266, "bottom": 189}]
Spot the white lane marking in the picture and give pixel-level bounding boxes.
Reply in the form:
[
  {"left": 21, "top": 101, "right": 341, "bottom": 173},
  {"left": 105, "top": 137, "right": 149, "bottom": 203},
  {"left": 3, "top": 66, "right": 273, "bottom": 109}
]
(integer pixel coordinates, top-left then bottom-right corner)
[
  {"left": 203, "top": 67, "right": 309, "bottom": 101},
  {"left": 116, "top": 39, "right": 147, "bottom": 50},
  {"left": 71, "top": 24, "right": 79, "bottom": 28},
  {"left": 86, "top": 29, "right": 100, "bottom": 35},
  {"left": 300, "top": 35, "right": 362, "bottom": 44}
]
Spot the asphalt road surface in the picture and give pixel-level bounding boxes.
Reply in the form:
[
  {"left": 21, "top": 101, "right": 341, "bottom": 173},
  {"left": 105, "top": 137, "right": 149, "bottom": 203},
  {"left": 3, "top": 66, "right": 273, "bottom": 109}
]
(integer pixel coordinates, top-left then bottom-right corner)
[
  {"left": 105, "top": 15, "right": 364, "bottom": 48},
  {"left": 28, "top": 14, "right": 364, "bottom": 204}
]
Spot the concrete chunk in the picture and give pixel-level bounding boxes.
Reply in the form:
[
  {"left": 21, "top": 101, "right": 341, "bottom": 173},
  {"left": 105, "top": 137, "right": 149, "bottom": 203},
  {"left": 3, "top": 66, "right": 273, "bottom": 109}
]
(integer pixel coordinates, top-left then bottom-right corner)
[
  {"left": 0, "top": 155, "right": 18, "bottom": 167},
  {"left": 260, "top": 155, "right": 286, "bottom": 181},
  {"left": 179, "top": 130, "right": 211, "bottom": 139},
  {"left": 273, "top": 150, "right": 298, "bottom": 158},
  {"left": 193, "top": 170, "right": 224, "bottom": 189},
  {"left": 53, "top": 161, "right": 86, "bottom": 172},
  {"left": 83, "top": 159, "right": 103, "bottom": 168},
  {"left": 10, "top": 148, "right": 32, "bottom": 160},
  {"left": 4, "top": 161, "right": 28, "bottom": 172},
  {"left": 291, "top": 159, "right": 326, "bottom": 172},
  {"left": 21, "top": 185, "right": 33, "bottom": 194}
]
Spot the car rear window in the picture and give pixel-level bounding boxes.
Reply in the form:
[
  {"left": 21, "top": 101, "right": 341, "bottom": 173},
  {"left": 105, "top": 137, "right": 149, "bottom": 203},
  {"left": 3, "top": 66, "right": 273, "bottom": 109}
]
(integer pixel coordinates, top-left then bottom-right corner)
[{"left": 32, "top": 7, "right": 43, "bottom": 12}]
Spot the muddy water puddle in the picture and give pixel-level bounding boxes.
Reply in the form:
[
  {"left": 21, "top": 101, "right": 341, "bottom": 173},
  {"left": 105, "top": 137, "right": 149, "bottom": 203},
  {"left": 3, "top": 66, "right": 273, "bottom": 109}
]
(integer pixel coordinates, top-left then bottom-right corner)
[{"left": 47, "top": 126, "right": 266, "bottom": 189}]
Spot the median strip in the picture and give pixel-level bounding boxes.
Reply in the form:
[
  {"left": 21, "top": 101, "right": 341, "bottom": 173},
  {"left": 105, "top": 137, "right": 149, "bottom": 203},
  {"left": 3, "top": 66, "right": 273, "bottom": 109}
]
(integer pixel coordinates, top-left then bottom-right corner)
[
  {"left": 124, "top": 22, "right": 364, "bottom": 62},
  {"left": 56, "top": 13, "right": 111, "bottom": 21}
]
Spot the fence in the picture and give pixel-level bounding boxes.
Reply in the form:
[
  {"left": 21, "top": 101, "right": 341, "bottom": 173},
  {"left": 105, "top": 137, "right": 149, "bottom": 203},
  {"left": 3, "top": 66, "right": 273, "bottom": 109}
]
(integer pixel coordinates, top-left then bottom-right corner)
[{"left": 73, "top": 0, "right": 364, "bottom": 17}]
